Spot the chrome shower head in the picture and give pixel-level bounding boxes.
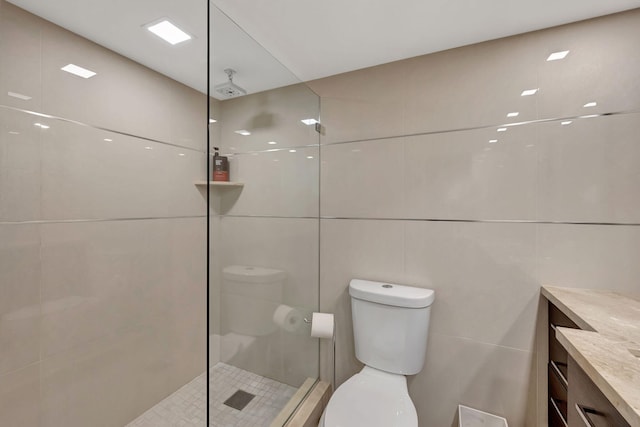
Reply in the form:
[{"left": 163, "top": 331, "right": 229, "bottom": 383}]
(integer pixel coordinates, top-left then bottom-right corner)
[{"left": 214, "top": 68, "right": 247, "bottom": 98}]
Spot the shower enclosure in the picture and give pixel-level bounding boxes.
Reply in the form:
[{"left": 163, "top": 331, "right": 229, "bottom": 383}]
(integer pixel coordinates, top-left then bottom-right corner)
[
  {"left": 0, "top": 0, "right": 320, "bottom": 425},
  {"left": 207, "top": 5, "right": 321, "bottom": 426}
]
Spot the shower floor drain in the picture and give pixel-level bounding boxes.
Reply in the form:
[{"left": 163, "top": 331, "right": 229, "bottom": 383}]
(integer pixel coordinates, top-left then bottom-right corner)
[{"left": 223, "top": 389, "right": 255, "bottom": 411}]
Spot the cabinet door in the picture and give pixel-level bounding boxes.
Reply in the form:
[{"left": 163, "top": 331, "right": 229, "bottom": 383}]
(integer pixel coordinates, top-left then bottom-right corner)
[{"left": 567, "top": 357, "right": 630, "bottom": 427}]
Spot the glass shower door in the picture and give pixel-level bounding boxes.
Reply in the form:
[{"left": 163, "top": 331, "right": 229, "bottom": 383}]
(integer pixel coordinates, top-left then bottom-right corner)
[{"left": 208, "top": 5, "right": 321, "bottom": 426}]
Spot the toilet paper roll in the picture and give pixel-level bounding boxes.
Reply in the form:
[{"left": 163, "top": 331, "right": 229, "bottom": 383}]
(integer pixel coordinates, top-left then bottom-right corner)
[
  {"left": 310, "top": 312, "right": 334, "bottom": 339},
  {"left": 272, "top": 304, "right": 302, "bottom": 333}
]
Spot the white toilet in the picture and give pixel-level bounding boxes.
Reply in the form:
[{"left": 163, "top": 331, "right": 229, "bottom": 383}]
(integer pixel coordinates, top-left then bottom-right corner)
[{"left": 319, "top": 279, "right": 435, "bottom": 427}]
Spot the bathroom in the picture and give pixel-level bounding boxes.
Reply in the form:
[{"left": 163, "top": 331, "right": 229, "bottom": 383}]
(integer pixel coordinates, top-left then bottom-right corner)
[{"left": 1, "top": 0, "right": 639, "bottom": 426}]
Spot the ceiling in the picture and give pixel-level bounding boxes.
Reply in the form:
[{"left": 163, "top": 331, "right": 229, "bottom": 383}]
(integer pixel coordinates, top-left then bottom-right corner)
[{"left": 7, "top": 0, "right": 640, "bottom": 97}]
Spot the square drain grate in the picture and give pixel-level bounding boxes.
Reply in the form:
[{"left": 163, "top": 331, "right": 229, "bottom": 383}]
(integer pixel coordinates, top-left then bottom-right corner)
[{"left": 223, "top": 389, "right": 255, "bottom": 411}]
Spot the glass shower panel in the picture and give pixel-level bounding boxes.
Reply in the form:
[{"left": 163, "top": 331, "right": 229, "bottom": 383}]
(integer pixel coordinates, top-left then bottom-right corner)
[
  {"left": 0, "top": 0, "right": 208, "bottom": 425},
  {"left": 208, "top": 5, "right": 321, "bottom": 426}
]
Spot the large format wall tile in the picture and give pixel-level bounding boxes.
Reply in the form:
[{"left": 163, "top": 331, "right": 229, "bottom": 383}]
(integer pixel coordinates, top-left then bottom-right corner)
[
  {"left": 39, "top": 218, "right": 206, "bottom": 425},
  {"left": 0, "top": 224, "right": 40, "bottom": 376},
  {"left": 39, "top": 218, "right": 206, "bottom": 361},
  {"left": 537, "top": 113, "right": 640, "bottom": 223},
  {"left": 404, "top": 125, "right": 537, "bottom": 220},
  {"left": 455, "top": 339, "right": 535, "bottom": 426},
  {"left": 218, "top": 84, "right": 319, "bottom": 153},
  {"left": 403, "top": 33, "right": 541, "bottom": 136},
  {"left": 537, "top": 9, "right": 640, "bottom": 120},
  {"left": 321, "top": 138, "right": 405, "bottom": 218},
  {"left": 34, "top": 14, "right": 207, "bottom": 151},
  {"left": 39, "top": 119, "right": 206, "bottom": 220},
  {"left": 40, "top": 323, "right": 178, "bottom": 427},
  {"left": 404, "top": 221, "right": 539, "bottom": 352},
  {"left": 307, "top": 61, "right": 407, "bottom": 145},
  {"left": 219, "top": 146, "right": 319, "bottom": 217},
  {"left": 40, "top": 20, "right": 170, "bottom": 142},
  {"left": 537, "top": 223, "right": 640, "bottom": 295},
  {"left": 0, "top": 108, "right": 41, "bottom": 221},
  {"left": 170, "top": 84, "right": 208, "bottom": 150},
  {"left": 0, "top": 1, "right": 42, "bottom": 111},
  {"left": 0, "top": 365, "right": 40, "bottom": 427},
  {"left": 321, "top": 123, "right": 538, "bottom": 221},
  {"left": 410, "top": 335, "right": 535, "bottom": 426}
]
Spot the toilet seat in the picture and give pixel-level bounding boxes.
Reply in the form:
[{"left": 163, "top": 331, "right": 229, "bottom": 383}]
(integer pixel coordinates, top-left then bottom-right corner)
[{"left": 320, "top": 366, "right": 418, "bottom": 427}]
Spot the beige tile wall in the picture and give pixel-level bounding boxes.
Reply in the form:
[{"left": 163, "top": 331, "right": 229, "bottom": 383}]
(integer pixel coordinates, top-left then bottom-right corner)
[
  {"left": 0, "top": 1, "right": 208, "bottom": 425},
  {"left": 308, "top": 8, "right": 640, "bottom": 427}
]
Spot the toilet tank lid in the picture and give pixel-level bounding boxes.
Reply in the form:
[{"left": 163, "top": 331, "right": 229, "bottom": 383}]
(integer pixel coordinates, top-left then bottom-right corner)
[
  {"left": 349, "top": 279, "right": 434, "bottom": 308},
  {"left": 223, "top": 265, "right": 286, "bottom": 283}
]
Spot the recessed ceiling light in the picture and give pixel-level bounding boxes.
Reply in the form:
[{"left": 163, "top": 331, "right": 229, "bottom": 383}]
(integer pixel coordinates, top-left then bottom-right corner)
[
  {"left": 8, "top": 91, "right": 31, "bottom": 100},
  {"left": 507, "top": 112, "right": 519, "bottom": 118},
  {"left": 306, "top": 156, "right": 314, "bottom": 159},
  {"left": 489, "top": 139, "right": 498, "bottom": 143},
  {"left": 301, "top": 119, "right": 319, "bottom": 125},
  {"left": 583, "top": 101, "right": 597, "bottom": 108},
  {"left": 104, "top": 138, "right": 113, "bottom": 142},
  {"left": 145, "top": 146, "right": 152, "bottom": 150},
  {"left": 146, "top": 20, "right": 192, "bottom": 45},
  {"left": 9, "top": 131, "right": 20, "bottom": 135},
  {"left": 521, "top": 88, "right": 538, "bottom": 96},
  {"left": 178, "top": 153, "right": 185, "bottom": 156},
  {"left": 497, "top": 128, "right": 507, "bottom": 132},
  {"left": 547, "top": 50, "right": 570, "bottom": 61},
  {"left": 34, "top": 123, "right": 49, "bottom": 129},
  {"left": 267, "top": 141, "right": 277, "bottom": 145},
  {"left": 561, "top": 121, "right": 572, "bottom": 126},
  {"left": 209, "top": 118, "right": 217, "bottom": 123},
  {"left": 61, "top": 64, "right": 96, "bottom": 79},
  {"left": 289, "top": 149, "right": 297, "bottom": 153},
  {"left": 234, "top": 130, "right": 251, "bottom": 136}
]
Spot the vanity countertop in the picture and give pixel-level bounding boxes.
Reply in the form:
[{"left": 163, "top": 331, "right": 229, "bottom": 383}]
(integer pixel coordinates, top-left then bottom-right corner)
[{"left": 542, "top": 286, "right": 640, "bottom": 426}]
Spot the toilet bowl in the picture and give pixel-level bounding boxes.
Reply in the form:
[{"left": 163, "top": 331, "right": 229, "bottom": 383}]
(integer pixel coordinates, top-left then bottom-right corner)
[
  {"left": 319, "top": 279, "right": 435, "bottom": 427},
  {"left": 319, "top": 366, "right": 417, "bottom": 427}
]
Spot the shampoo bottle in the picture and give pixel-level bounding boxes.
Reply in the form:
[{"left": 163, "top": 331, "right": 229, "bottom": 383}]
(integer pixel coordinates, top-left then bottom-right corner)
[{"left": 213, "top": 147, "right": 229, "bottom": 181}]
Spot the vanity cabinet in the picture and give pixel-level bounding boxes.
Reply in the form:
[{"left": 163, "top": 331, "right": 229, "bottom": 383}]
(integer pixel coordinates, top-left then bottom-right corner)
[{"left": 547, "top": 301, "right": 631, "bottom": 427}]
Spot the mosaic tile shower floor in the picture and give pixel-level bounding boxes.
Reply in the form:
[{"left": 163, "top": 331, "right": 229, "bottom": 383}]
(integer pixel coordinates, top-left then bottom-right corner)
[{"left": 126, "top": 363, "right": 297, "bottom": 427}]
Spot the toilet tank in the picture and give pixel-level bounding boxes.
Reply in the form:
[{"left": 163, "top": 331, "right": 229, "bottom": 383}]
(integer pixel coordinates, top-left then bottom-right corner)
[
  {"left": 222, "top": 265, "right": 285, "bottom": 336},
  {"left": 349, "top": 279, "right": 435, "bottom": 375}
]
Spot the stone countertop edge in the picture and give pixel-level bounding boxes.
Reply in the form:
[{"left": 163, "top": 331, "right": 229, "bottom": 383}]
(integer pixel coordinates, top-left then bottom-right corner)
[
  {"left": 542, "top": 285, "right": 640, "bottom": 427},
  {"left": 541, "top": 285, "right": 640, "bottom": 344},
  {"left": 556, "top": 327, "right": 640, "bottom": 427}
]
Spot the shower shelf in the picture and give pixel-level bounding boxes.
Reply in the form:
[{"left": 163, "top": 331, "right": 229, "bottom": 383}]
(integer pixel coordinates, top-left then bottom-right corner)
[{"left": 194, "top": 181, "right": 244, "bottom": 188}]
